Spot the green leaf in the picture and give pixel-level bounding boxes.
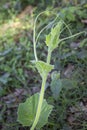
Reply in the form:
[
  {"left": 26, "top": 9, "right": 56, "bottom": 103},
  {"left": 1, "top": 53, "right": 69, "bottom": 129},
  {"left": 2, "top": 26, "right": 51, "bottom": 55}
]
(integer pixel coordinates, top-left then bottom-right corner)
[
  {"left": 0, "top": 48, "right": 13, "bottom": 56},
  {"left": 79, "top": 38, "right": 87, "bottom": 48},
  {"left": 36, "top": 97, "right": 53, "bottom": 129},
  {"left": 0, "top": 86, "right": 6, "bottom": 96},
  {"left": 51, "top": 79, "right": 62, "bottom": 100},
  {"left": 61, "top": 79, "right": 77, "bottom": 90},
  {"left": 45, "top": 21, "right": 62, "bottom": 52},
  {"left": 51, "top": 71, "right": 60, "bottom": 80},
  {"left": 35, "top": 61, "right": 54, "bottom": 78},
  {"left": 0, "top": 73, "right": 10, "bottom": 84},
  {"left": 77, "top": 50, "right": 87, "bottom": 59},
  {"left": 60, "top": 7, "right": 77, "bottom": 21},
  {"left": 46, "top": 34, "right": 51, "bottom": 46},
  {"left": 51, "top": 78, "right": 77, "bottom": 100},
  {"left": 18, "top": 93, "right": 53, "bottom": 129}
]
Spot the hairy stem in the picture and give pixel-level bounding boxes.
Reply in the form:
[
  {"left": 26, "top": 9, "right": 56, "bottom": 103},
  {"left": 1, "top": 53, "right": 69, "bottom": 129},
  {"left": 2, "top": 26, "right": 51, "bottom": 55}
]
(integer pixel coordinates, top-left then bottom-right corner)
[
  {"left": 33, "top": 12, "right": 46, "bottom": 61},
  {"left": 60, "top": 31, "right": 85, "bottom": 42},
  {"left": 30, "top": 47, "right": 52, "bottom": 130},
  {"left": 47, "top": 49, "right": 52, "bottom": 64},
  {"left": 33, "top": 11, "right": 50, "bottom": 61},
  {"left": 30, "top": 77, "right": 47, "bottom": 130},
  {"left": 36, "top": 14, "right": 59, "bottom": 44}
]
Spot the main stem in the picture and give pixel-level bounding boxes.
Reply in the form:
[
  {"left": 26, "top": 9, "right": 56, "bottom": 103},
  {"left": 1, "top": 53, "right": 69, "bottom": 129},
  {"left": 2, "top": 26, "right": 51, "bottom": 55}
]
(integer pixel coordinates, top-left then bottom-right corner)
[
  {"left": 47, "top": 49, "right": 51, "bottom": 64},
  {"left": 33, "top": 25, "right": 38, "bottom": 61},
  {"left": 31, "top": 47, "right": 52, "bottom": 130},
  {"left": 30, "top": 77, "right": 47, "bottom": 130}
]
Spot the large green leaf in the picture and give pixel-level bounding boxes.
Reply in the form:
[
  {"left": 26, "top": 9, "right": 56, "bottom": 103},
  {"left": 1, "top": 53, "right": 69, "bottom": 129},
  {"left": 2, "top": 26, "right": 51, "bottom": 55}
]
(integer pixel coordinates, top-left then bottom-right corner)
[
  {"left": 51, "top": 78, "right": 77, "bottom": 100},
  {"left": 35, "top": 60, "right": 54, "bottom": 78},
  {"left": 45, "top": 21, "right": 62, "bottom": 52},
  {"left": 18, "top": 93, "right": 53, "bottom": 129}
]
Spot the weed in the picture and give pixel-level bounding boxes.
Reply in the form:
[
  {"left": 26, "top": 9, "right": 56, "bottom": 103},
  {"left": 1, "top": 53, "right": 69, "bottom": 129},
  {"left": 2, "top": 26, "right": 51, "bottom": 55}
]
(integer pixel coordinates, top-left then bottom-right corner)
[{"left": 17, "top": 11, "right": 84, "bottom": 130}]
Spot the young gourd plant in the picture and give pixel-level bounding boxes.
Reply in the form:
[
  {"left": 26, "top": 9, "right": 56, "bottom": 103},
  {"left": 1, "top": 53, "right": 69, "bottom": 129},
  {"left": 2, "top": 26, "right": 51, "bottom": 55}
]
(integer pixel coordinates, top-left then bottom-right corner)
[{"left": 17, "top": 11, "right": 84, "bottom": 130}]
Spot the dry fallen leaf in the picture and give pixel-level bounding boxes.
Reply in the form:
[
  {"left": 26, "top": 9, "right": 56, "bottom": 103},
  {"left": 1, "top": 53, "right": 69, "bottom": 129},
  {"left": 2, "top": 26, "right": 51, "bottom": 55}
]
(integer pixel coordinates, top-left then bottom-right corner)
[
  {"left": 67, "top": 99, "right": 87, "bottom": 125},
  {"left": 17, "top": 5, "right": 33, "bottom": 19},
  {"left": 70, "top": 42, "right": 80, "bottom": 49},
  {"left": 1, "top": 88, "right": 31, "bottom": 108},
  {"left": 63, "top": 64, "right": 74, "bottom": 78},
  {"left": 67, "top": 114, "right": 76, "bottom": 125}
]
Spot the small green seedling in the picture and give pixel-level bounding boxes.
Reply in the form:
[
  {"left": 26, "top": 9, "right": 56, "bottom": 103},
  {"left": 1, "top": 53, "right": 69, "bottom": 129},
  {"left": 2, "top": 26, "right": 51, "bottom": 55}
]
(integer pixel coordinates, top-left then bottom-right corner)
[{"left": 17, "top": 11, "right": 84, "bottom": 130}]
